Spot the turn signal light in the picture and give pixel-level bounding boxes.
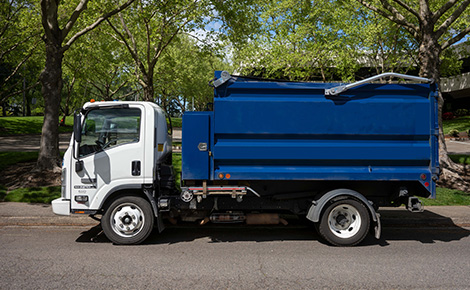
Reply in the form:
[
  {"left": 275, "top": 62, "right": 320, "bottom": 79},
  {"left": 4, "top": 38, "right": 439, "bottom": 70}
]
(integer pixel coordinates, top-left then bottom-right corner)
[
  {"left": 420, "top": 173, "right": 427, "bottom": 180},
  {"left": 75, "top": 195, "right": 88, "bottom": 202}
]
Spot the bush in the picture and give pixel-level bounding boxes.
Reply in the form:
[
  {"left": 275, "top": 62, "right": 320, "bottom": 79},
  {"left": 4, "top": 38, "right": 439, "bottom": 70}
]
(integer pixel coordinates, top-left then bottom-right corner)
[
  {"left": 449, "top": 129, "right": 460, "bottom": 137},
  {"left": 443, "top": 112, "right": 454, "bottom": 120},
  {"left": 454, "top": 109, "right": 469, "bottom": 117}
]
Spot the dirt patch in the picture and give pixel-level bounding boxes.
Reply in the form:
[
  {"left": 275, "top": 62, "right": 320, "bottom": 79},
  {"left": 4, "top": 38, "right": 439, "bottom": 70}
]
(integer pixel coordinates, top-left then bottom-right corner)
[{"left": 0, "top": 161, "right": 61, "bottom": 191}]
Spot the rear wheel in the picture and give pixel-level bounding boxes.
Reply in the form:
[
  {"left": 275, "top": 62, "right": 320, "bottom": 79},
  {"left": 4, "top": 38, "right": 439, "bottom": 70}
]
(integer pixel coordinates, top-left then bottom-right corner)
[
  {"left": 317, "top": 199, "right": 370, "bottom": 246},
  {"left": 102, "top": 196, "right": 154, "bottom": 245}
]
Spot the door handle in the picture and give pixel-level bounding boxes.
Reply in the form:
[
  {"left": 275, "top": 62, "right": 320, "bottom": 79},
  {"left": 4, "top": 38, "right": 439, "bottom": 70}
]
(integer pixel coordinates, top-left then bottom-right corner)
[{"left": 132, "top": 161, "right": 141, "bottom": 176}]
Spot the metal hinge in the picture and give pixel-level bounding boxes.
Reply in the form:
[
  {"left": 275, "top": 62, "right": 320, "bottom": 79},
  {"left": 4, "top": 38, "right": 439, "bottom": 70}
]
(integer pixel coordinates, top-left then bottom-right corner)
[
  {"left": 325, "top": 72, "right": 433, "bottom": 96},
  {"left": 211, "top": 71, "right": 231, "bottom": 88}
]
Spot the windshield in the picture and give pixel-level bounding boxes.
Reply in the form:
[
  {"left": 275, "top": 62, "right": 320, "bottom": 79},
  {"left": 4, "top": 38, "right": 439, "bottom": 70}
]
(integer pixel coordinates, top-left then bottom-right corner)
[{"left": 79, "top": 107, "right": 141, "bottom": 157}]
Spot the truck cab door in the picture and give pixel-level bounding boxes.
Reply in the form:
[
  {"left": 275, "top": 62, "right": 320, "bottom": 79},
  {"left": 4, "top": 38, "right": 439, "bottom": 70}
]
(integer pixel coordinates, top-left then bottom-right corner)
[{"left": 71, "top": 105, "right": 145, "bottom": 211}]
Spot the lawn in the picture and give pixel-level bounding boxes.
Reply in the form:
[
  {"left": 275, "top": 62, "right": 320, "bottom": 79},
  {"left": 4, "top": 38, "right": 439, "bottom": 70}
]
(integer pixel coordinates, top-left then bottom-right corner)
[
  {"left": 0, "top": 116, "right": 73, "bottom": 136},
  {"left": 422, "top": 187, "right": 470, "bottom": 206},
  {"left": 443, "top": 116, "right": 470, "bottom": 135},
  {"left": 0, "top": 151, "right": 38, "bottom": 171}
]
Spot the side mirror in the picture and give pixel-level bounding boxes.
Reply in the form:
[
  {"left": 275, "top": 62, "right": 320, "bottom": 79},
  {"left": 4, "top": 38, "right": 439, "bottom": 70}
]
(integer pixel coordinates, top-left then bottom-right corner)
[{"left": 73, "top": 113, "right": 82, "bottom": 143}]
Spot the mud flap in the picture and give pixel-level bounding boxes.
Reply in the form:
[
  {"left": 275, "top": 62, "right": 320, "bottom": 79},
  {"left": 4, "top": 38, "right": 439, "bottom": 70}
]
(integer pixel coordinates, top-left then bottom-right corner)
[
  {"left": 374, "top": 212, "right": 381, "bottom": 240},
  {"left": 143, "top": 186, "right": 165, "bottom": 233},
  {"left": 156, "top": 211, "right": 165, "bottom": 233}
]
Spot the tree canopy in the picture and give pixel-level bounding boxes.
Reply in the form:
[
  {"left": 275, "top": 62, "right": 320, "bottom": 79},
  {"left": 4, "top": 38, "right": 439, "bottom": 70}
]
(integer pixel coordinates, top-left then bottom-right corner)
[{"left": 1, "top": 0, "right": 470, "bottom": 185}]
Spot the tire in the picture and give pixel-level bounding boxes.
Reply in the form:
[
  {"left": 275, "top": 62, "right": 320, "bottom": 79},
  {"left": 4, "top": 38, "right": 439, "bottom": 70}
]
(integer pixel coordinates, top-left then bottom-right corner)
[
  {"left": 101, "top": 196, "right": 154, "bottom": 245},
  {"left": 317, "top": 199, "right": 370, "bottom": 246}
]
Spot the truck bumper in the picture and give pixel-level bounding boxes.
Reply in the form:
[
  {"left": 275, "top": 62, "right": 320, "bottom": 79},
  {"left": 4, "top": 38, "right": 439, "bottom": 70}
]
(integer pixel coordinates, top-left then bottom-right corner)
[{"left": 51, "top": 198, "right": 70, "bottom": 216}]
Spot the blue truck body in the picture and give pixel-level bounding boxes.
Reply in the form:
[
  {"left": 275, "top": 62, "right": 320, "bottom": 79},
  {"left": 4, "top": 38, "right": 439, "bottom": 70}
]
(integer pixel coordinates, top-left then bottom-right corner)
[{"left": 183, "top": 71, "right": 439, "bottom": 199}]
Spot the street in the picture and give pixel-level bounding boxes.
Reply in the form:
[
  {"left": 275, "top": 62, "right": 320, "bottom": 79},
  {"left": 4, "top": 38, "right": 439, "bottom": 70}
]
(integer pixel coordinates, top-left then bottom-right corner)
[{"left": 1, "top": 224, "right": 470, "bottom": 289}]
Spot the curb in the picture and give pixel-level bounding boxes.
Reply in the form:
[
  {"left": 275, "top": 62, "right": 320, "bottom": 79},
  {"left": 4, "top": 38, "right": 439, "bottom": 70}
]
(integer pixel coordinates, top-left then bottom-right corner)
[{"left": 0, "top": 203, "right": 469, "bottom": 228}]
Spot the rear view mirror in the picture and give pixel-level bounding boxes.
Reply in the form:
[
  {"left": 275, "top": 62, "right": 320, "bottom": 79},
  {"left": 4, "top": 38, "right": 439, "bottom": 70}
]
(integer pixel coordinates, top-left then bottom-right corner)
[{"left": 73, "top": 113, "right": 82, "bottom": 143}]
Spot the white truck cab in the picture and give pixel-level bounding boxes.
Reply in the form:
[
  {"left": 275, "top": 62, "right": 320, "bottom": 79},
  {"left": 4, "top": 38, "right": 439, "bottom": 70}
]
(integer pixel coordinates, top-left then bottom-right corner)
[{"left": 52, "top": 101, "right": 171, "bottom": 217}]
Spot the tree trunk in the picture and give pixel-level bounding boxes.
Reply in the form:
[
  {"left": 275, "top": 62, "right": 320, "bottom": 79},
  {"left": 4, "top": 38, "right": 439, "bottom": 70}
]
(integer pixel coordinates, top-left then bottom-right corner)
[
  {"left": 142, "top": 74, "right": 154, "bottom": 102},
  {"left": 36, "top": 43, "right": 63, "bottom": 171},
  {"left": 418, "top": 29, "right": 470, "bottom": 191}
]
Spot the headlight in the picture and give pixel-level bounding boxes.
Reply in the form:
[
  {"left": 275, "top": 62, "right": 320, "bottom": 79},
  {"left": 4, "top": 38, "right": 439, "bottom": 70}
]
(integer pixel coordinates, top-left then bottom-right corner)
[{"left": 61, "top": 168, "right": 66, "bottom": 198}]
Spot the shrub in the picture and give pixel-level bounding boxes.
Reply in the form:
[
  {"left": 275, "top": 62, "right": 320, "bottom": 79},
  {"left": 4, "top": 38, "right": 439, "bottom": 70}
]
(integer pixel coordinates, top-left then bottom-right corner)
[
  {"left": 449, "top": 129, "right": 460, "bottom": 137},
  {"left": 454, "top": 109, "right": 469, "bottom": 117},
  {"left": 443, "top": 112, "right": 454, "bottom": 120}
]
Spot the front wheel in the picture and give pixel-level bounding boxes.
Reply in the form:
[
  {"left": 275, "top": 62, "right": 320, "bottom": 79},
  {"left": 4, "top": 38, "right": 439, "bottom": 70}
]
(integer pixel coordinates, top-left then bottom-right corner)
[
  {"left": 102, "top": 196, "right": 154, "bottom": 245},
  {"left": 317, "top": 199, "right": 370, "bottom": 246}
]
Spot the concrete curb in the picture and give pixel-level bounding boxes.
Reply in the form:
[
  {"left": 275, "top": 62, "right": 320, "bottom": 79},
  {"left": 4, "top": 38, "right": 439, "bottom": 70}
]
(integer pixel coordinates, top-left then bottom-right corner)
[{"left": 1, "top": 202, "right": 469, "bottom": 228}]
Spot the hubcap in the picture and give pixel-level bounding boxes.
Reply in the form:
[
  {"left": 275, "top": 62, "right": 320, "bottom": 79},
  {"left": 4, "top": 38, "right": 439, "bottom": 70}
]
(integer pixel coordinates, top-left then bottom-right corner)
[
  {"left": 327, "top": 204, "right": 362, "bottom": 239},
  {"left": 110, "top": 203, "right": 144, "bottom": 238}
]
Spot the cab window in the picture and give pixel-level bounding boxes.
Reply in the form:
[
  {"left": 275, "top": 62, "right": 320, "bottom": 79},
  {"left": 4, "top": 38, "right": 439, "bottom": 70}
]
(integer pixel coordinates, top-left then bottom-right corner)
[{"left": 79, "top": 108, "right": 141, "bottom": 157}]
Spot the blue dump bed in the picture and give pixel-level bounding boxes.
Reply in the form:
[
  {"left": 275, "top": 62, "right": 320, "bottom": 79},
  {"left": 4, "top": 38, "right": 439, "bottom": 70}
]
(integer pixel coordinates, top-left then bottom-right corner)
[{"left": 183, "top": 71, "right": 439, "bottom": 197}]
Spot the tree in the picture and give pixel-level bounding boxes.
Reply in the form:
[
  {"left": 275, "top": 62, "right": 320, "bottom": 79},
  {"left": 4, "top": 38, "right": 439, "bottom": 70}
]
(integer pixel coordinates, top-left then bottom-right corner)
[
  {"left": 356, "top": 0, "right": 470, "bottom": 189},
  {"left": 105, "top": 0, "right": 214, "bottom": 102},
  {"left": 64, "top": 28, "right": 136, "bottom": 104},
  {"left": 154, "top": 35, "right": 230, "bottom": 113},
  {"left": 232, "top": 0, "right": 417, "bottom": 82},
  {"left": 37, "top": 0, "right": 135, "bottom": 171},
  {"left": 0, "top": 1, "right": 42, "bottom": 114}
]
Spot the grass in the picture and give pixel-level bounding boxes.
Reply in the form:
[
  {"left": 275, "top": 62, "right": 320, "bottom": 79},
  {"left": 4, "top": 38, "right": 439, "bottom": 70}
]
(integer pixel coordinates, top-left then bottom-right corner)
[
  {"left": 442, "top": 116, "right": 470, "bottom": 135},
  {"left": 4, "top": 186, "right": 61, "bottom": 203},
  {"left": 0, "top": 152, "right": 38, "bottom": 172},
  {"left": 422, "top": 187, "right": 470, "bottom": 206},
  {"left": 0, "top": 116, "right": 73, "bottom": 136}
]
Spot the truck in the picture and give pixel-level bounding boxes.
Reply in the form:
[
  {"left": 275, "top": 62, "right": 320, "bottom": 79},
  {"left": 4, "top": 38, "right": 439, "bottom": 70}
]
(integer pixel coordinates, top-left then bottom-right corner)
[{"left": 52, "top": 71, "right": 439, "bottom": 246}]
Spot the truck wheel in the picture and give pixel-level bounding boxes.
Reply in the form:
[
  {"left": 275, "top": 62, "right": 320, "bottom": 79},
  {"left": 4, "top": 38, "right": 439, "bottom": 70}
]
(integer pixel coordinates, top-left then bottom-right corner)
[
  {"left": 317, "top": 199, "right": 370, "bottom": 246},
  {"left": 101, "top": 196, "right": 154, "bottom": 245}
]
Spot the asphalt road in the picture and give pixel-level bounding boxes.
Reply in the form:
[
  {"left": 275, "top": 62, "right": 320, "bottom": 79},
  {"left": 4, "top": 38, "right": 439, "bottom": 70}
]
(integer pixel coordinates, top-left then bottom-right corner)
[{"left": 1, "top": 224, "right": 470, "bottom": 289}]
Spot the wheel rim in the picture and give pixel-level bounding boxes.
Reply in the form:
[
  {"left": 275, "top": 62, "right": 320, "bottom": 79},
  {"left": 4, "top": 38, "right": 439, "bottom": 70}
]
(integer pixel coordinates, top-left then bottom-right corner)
[
  {"left": 327, "top": 204, "right": 362, "bottom": 239},
  {"left": 110, "top": 203, "right": 145, "bottom": 238}
]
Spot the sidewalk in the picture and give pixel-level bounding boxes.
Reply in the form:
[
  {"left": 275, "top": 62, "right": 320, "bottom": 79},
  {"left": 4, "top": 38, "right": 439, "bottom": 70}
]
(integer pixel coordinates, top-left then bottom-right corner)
[{"left": 0, "top": 202, "right": 469, "bottom": 228}]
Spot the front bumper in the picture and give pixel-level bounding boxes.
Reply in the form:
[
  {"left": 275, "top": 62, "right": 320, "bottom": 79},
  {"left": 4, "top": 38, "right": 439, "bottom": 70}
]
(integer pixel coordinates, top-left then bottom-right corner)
[{"left": 51, "top": 198, "right": 70, "bottom": 216}]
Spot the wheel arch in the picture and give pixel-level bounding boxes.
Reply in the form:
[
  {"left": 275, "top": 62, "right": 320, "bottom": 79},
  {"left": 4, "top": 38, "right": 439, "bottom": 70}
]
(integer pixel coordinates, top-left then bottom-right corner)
[
  {"left": 98, "top": 186, "right": 152, "bottom": 213},
  {"left": 306, "top": 188, "right": 378, "bottom": 223}
]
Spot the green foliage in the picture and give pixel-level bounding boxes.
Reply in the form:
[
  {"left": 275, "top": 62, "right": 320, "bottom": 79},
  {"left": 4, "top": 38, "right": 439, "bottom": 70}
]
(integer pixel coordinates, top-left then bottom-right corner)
[
  {"left": 422, "top": 187, "right": 470, "bottom": 206},
  {"left": 0, "top": 1, "right": 44, "bottom": 116},
  {"left": 443, "top": 116, "right": 470, "bottom": 135},
  {"left": 0, "top": 116, "right": 73, "bottom": 136},
  {"left": 449, "top": 129, "right": 460, "bottom": 137},
  {"left": 454, "top": 109, "right": 469, "bottom": 117},
  {"left": 171, "top": 118, "right": 182, "bottom": 128},
  {"left": 172, "top": 152, "right": 181, "bottom": 190},
  {"left": 233, "top": 0, "right": 417, "bottom": 82},
  {"left": 449, "top": 154, "right": 470, "bottom": 165},
  {"left": 4, "top": 186, "right": 61, "bottom": 203},
  {"left": 0, "top": 152, "right": 38, "bottom": 172},
  {"left": 440, "top": 48, "right": 463, "bottom": 77},
  {"left": 155, "top": 35, "right": 230, "bottom": 113}
]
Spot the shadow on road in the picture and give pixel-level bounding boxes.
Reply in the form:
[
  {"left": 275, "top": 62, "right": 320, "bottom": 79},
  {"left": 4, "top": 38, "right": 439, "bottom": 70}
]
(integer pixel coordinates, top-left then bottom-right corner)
[{"left": 75, "top": 210, "right": 470, "bottom": 246}]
